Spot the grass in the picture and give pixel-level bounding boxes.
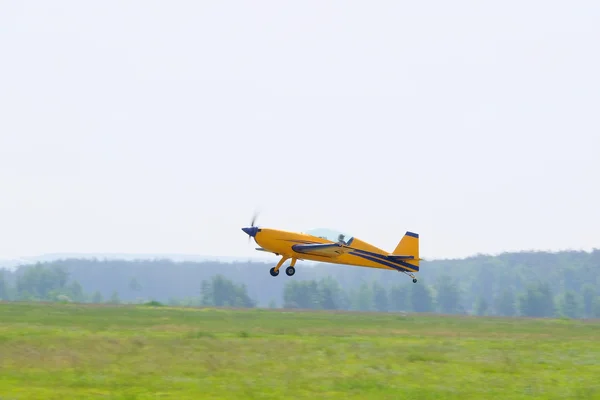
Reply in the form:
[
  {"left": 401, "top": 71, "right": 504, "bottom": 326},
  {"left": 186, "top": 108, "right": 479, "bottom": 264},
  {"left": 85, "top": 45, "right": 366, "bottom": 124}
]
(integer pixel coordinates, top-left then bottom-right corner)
[{"left": 1, "top": 302, "right": 599, "bottom": 399}]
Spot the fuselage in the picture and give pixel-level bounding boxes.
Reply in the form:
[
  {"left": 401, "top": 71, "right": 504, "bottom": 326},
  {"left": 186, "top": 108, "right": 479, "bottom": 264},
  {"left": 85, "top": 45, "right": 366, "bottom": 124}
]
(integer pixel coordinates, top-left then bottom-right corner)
[{"left": 254, "top": 228, "right": 408, "bottom": 271}]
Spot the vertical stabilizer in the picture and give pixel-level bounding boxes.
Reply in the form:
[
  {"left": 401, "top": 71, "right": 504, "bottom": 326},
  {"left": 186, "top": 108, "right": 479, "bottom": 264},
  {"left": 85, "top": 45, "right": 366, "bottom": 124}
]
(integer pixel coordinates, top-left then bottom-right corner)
[{"left": 392, "top": 231, "right": 420, "bottom": 269}]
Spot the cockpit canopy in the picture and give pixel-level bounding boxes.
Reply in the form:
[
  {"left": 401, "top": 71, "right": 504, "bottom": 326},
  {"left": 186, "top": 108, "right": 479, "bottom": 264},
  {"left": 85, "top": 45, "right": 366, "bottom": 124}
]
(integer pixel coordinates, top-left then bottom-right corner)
[{"left": 304, "top": 228, "right": 354, "bottom": 245}]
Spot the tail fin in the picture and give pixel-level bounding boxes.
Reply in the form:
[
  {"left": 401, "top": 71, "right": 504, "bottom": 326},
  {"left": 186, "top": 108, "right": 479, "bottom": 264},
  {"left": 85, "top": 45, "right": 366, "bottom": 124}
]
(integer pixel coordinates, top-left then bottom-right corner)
[{"left": 391, "top": 231, "right": 420, "bottom": 270}]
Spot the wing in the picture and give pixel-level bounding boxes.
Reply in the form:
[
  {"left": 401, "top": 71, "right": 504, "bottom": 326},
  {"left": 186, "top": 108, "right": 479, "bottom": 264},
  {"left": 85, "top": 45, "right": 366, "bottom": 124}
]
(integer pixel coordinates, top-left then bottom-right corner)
[
  {"left": 291, "top": 243, "right": 352, "bottom": 258},
  {"left": 255, "top": 247, "right": 275, "bottom": 253}
]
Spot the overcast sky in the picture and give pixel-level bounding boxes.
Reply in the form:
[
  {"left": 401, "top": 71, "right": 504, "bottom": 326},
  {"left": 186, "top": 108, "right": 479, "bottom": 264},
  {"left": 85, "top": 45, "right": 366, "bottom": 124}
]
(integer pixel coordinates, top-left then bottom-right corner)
[{"left": 1, "top": 1, "right": 599, "bottom": 261}]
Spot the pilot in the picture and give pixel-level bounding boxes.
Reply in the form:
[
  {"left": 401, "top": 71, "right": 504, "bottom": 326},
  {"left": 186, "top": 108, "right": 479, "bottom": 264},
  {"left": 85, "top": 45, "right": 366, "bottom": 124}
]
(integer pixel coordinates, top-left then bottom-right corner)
[{"left": 338, "top": 234, "right": 345, "bottom": 244}]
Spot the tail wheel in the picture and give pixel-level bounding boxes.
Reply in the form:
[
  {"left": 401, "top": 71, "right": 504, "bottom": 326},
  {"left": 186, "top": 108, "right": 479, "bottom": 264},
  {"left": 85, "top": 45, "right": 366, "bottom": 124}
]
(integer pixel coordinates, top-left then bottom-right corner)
[{"left": 285, "top": 266, "right": 295, "bottom": 276}]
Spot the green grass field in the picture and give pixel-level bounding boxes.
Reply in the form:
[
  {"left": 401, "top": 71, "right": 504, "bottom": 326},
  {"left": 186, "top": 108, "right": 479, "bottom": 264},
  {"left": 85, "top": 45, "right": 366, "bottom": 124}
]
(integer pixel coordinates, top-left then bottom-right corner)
[{"left": 1, "top": 302, "right": 599, "bottom": 399}]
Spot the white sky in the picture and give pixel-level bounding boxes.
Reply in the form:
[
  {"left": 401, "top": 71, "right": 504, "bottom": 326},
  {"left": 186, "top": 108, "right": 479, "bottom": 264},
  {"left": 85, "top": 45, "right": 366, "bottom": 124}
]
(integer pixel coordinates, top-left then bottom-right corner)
[{"left": 1, "top": 1, "right": 599, "bottom": 261}]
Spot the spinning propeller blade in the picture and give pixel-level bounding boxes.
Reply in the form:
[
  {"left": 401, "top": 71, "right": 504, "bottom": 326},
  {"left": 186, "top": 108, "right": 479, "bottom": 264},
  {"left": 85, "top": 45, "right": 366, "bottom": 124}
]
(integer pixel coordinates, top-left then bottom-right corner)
[{"left": 247, "top": 211, "right": 259, "bottom": 243}]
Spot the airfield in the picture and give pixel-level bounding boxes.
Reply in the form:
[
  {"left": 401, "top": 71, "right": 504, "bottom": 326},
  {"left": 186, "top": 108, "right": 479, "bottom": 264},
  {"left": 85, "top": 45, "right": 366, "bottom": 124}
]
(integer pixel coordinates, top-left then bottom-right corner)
[{"left": 1, "top": 302, "right": 599, "bottom": 399}]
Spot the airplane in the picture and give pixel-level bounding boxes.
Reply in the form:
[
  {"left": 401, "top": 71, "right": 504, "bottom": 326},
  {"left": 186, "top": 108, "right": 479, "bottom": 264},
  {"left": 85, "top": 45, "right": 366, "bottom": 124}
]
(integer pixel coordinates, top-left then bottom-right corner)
[{"left": 241, "top": 215, "right": 421, "bottom": 283}]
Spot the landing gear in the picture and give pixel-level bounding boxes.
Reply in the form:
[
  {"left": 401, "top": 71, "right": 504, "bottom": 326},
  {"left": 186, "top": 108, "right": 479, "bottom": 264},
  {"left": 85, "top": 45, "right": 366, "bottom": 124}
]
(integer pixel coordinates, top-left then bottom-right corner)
[
  {"left": 269, "top": 256, "right": 289, "bottom": 277},
  {"left": 269, "top": 256, "right": 297, "bottom": 277},
  {"left": 402, "top": 270, "right": 418, "bottom": 283}
]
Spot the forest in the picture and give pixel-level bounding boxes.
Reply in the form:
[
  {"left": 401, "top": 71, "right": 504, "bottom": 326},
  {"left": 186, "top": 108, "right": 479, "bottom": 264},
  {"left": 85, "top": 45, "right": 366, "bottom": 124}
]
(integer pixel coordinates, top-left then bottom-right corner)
[{"left": 1, "top": 249, "right": 599, "bottom": 318}]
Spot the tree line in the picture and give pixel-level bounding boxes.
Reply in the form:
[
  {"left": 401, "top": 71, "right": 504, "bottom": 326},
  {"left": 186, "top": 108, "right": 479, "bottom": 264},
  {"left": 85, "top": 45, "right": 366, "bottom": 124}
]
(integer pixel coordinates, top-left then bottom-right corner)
[
  {"left": 281, "top": 276, "right": 600, "bottom": 318},
  {"left": 0, "top": 265, "right": 255, "bottom": 308},
  {"left": 1, "top": 248, "right": 599, "bottom": 318}
]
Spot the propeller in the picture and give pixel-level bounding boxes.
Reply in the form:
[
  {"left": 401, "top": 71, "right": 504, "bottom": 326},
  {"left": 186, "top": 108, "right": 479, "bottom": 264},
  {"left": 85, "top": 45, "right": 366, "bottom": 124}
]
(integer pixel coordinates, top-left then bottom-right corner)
[{"left": 243, "top": 211, "right": 260, "bottom": 243}]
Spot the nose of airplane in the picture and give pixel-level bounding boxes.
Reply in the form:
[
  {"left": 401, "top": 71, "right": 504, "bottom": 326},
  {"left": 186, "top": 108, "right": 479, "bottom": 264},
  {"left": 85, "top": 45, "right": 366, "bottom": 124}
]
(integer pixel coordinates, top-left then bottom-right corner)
[{"left": 242, "top": 227, "right": 258, "bottom": 237}]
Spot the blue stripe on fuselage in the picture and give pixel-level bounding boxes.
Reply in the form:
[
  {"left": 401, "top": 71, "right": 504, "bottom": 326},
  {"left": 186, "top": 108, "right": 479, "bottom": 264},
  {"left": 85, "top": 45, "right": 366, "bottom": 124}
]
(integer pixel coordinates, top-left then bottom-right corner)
[{"left": 350, "top": 249, "right": 419, "bottom": 272}]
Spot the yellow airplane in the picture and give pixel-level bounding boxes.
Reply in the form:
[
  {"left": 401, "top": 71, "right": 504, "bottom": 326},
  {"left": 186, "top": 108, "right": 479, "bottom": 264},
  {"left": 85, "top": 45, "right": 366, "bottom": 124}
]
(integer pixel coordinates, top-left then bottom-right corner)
[{"left": 241, "top": 216, "right": 421, "bottom": 283}]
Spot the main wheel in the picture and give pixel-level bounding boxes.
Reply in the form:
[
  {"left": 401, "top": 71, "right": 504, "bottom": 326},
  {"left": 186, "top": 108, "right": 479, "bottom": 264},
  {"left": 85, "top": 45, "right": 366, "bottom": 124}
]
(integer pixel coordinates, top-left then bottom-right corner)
[
  {"left": 285, "top": 266, "right": 295, "bottom": 276},
  {"left": 270, "top": 267, "right": 279, "bottom": 277},
  {"left": 412, "top": 278, "right": 417, "bottom": 283}
]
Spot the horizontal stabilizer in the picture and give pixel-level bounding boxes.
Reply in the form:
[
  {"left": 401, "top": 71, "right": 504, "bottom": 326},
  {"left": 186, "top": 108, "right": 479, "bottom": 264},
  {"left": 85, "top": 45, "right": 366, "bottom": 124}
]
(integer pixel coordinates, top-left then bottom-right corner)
[{"left": 387, "top": 255, "right": 415, "bottom": 261}]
